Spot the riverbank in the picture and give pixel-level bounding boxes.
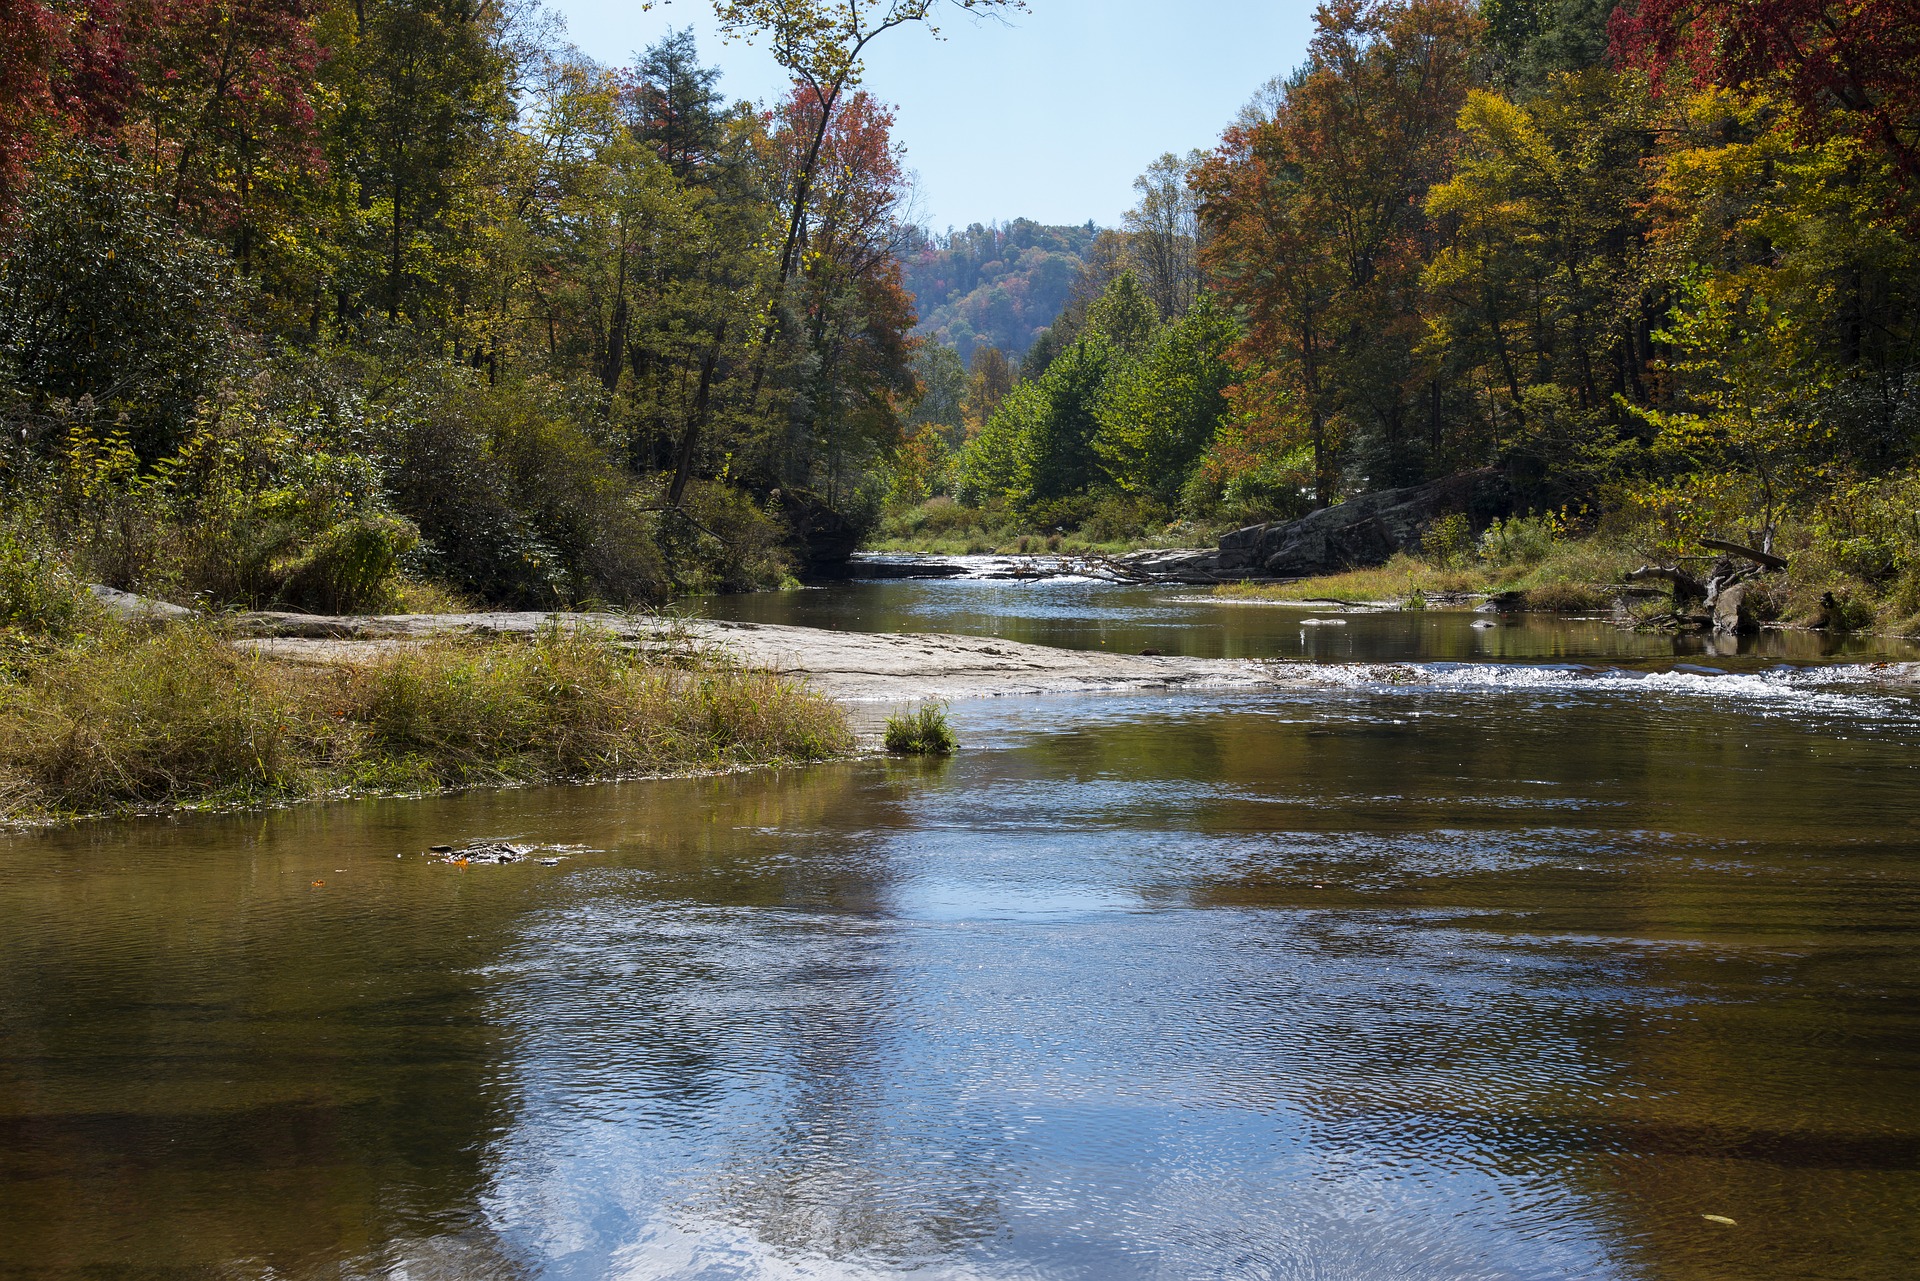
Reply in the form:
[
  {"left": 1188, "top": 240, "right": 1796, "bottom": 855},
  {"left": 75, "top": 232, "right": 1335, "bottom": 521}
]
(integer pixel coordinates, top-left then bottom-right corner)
[
  {"left": 238, "top": 611, "right": 1277, "bottom": 701},
  {"left": 0, "top": 617, "right": 853, "bottom": 828},
  {"left": 1212, "top": 549, "right": 1621, "bottom": 613},
  {"left": 1214, "top": 541, "right": 1920, "bottom": 637}
]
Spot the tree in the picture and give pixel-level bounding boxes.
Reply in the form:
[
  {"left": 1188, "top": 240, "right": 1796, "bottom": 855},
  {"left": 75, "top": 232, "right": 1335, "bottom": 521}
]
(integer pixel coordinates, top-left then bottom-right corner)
[
  {"left": 1420, "top": 70, "right": 1658, "bottom": 493},
  {"left": 1084, "top": 270, "right": 1158, "bottom": 356},
  {"left": 0, "top": 147, "right": 236, "bottom": 461},
  {"left": 0, "top": 0, "right": 131, "bottom": 209},
  {"left": 123, "top": 0, "right": 327, "bottom": 279},
  {"left": 962, "top": 344, "right": 1013, "bottom": 429},
  {"left": 1614, "top": 0, "right": 1920, "bottom": 191},
  {"left": 908, "top": 340, "right": 966, "bottom": 444},
  {"left": 1123, "top": 150, "right": 1204, "bottom": 318},
  {"left": 709, "top": 0, "right": 1025, "bottom": 385},
  {"left": 1199, "top": 0, "right": 1482, "bottom": 498},
  {"left": 1094, "top": 295, "right": 1237, "bottom": 507},
  {"left": 767, "top": 85, "right": 917, "bottom": 505},
  {"left": 631, "top": 26, "right": 725, "bottom": 183},
  {"left": 321, "top": 0, "right": 512, "bottom": 326}
]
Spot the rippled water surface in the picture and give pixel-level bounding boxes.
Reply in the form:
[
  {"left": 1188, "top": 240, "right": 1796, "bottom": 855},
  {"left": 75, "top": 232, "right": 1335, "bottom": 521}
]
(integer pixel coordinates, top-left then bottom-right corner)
[{"left": 5, "top": 577, "right": 1920, "bottom": 1279}]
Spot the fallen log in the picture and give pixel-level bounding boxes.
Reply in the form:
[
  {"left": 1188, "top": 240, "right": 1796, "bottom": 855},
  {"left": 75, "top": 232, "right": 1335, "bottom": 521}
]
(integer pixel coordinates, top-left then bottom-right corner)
[{"left": 1699, "top": 538, "right": 1789, "bottom": 572}]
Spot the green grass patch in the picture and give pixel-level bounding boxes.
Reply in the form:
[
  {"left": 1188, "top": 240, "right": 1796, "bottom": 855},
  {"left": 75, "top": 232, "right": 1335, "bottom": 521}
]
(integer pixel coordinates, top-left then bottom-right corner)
[
  {"left": 883, "top": 703, "right": 957, "bottom": 756},
  {"left": 0, "top": 621, "right": 854, "bottom": 826},
  {"left": 1214, "top": 554, "right": 1495, "bottom": 604},
  {"left": 1213, "top": 535, "right": 1644, "bottom": 611}
]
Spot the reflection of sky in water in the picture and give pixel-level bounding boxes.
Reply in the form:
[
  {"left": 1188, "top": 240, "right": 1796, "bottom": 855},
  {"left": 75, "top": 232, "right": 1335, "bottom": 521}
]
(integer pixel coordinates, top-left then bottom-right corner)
[
  {"left": 8, "top": 623, "right": 1920, "bottom": 1279},
  {"left": 481, "top": 897, "right": 1629, "bottom": 1280},
  {"left": 472, "top": 684, "right": 1920, "bottom": 1278}
]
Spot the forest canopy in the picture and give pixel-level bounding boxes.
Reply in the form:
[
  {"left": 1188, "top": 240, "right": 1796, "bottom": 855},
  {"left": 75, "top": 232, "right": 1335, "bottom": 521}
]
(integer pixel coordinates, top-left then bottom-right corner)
[
  {"left": 3, "top": 0, "right": 1919, "bottom": 623},
  {"left": 0, "top": 0, "right": 1024, "bottom": 609}
]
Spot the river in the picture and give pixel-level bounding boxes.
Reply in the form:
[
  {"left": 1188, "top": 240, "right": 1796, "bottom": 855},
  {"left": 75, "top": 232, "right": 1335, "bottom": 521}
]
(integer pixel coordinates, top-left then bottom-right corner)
[{"left": 3, "top": 574, "right": 1919, "bottom": 1279}]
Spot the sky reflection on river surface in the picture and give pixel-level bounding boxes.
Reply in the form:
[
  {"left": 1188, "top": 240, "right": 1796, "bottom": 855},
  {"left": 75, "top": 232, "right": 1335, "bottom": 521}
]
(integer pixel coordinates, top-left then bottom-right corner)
[{"left": 3, "top": 582, "right": 1920, "bottom": 1279}]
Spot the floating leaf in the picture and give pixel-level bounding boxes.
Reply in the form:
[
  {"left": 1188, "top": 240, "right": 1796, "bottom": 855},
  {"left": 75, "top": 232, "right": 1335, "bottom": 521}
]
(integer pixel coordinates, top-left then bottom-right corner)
[{"left": 1702, "top": 1214, "right": 1737, "bottom": 1226}]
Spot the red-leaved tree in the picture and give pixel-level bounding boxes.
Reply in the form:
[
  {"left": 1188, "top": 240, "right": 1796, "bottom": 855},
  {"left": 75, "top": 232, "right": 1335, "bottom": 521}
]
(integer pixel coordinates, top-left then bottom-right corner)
[
  {"left": 1613, "top": 0, "right": 1920, "bottom": 186},
  {"left": 0, "top": 0, "right": 132, "bottom": 207}
]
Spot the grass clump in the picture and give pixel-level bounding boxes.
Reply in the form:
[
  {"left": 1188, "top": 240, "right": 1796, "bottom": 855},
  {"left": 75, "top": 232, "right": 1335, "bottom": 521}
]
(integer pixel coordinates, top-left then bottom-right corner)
[
  {"left": 883, "top": 703, "right": 957, "bottom": 757},
  {"left": 1216, "top": 553, "right": 1489, "bottom": 604},
  {"left": 1215, "top": 517, "right": 1641, "bottom": 612},
  {"left": 0, "top": 622, "right": 854, "bottom": 825}
]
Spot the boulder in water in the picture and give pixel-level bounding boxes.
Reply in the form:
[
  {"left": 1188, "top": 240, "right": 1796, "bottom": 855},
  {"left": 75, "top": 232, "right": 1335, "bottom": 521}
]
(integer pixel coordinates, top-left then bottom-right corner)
[{"left": 1712, "top": 583, "right": 1758, "bottom": 635}]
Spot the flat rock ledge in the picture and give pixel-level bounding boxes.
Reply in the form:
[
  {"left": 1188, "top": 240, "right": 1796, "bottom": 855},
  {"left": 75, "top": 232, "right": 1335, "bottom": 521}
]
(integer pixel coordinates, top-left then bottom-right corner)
[{"left": 226, "top": 609, "right": 1276, "bottom": 702}]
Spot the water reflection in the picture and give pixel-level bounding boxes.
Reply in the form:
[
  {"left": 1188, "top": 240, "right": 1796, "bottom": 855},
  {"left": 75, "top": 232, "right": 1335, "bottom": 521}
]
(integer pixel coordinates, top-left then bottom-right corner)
[
  {"left": 3, "top": 677, "right": 1919, "bottom": 1278},
  {"left": 688, "top": 576, "right": 1920, "bottom": 667}
]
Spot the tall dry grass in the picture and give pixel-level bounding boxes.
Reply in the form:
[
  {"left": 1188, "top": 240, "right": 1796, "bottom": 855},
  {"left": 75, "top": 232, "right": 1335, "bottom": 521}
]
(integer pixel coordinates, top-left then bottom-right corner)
[{"left": 0, "top": 622, "right": 853, "bottom": 824}]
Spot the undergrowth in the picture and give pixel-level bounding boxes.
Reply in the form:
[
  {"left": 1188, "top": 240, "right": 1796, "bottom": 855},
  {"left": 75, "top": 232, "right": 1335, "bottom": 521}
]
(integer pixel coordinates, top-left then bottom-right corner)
[{"left": 0, "top": 621, "right": 854, "bottom": 825}]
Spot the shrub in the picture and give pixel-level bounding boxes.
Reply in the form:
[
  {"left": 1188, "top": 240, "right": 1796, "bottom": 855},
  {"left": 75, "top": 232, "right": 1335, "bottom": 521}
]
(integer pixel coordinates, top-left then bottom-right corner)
[
  {"left": 278, "top": 515, "right": 420, "bottom": 614},
  {"left": 0, "top": 522, "right": 91, "bottom": 638},
  {"left": 370, "top": 370, "right": 669, "bottom": 607},
  {"left": 884, "top": 703, "right": 957, "bottom": 756},
  {"left": 1478, "top": 512, "right": 1566, "bottom": 567},
  {"left": 666, "top": 481, "right": 794, "bottom": 594},
  {"left": 1421, "top": 512, "right": 1475, "bottom": 568}
]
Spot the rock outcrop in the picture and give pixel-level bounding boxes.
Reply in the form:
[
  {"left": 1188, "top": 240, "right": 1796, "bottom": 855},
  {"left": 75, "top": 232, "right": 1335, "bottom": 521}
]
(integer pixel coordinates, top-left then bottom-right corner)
[{"left": 1215, "top": 470, "right": 1511, "bottom": 579}]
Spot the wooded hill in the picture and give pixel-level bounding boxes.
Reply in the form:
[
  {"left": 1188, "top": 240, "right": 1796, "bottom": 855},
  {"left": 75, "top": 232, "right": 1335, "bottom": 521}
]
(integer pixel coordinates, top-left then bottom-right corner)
[{"left": 900, "top": 220, "right": 1100, "bottom": 364}]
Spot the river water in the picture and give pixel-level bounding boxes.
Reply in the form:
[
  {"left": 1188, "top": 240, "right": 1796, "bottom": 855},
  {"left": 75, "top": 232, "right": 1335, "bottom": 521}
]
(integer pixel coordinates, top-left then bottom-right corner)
[{"left": 4, "top": 578, "right": 1920, "bottom": 1279}]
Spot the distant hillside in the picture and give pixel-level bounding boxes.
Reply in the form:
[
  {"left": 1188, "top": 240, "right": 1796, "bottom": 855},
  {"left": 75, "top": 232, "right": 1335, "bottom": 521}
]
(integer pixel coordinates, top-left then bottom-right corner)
[{"left": 901, "top": 220, "right": 1100, "bottom": 364}]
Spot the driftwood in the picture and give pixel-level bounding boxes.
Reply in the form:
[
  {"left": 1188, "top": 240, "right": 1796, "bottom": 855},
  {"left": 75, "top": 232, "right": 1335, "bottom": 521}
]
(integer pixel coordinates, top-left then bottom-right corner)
[{"left": 1700, "top": 538, "right": 1789, "bottom": 572}]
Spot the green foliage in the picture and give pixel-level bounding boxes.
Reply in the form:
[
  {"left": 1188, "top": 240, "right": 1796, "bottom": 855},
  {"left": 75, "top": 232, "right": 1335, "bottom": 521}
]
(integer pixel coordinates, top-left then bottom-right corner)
[
  {"left": 0, "top": 521, "right": 91, "bottom": 640},
  {"left": 279, "top": 515, "right": 421, "bottom": 615},
  {"left": 1022, "top": 336, "right": 1114, "bottom": 504},
  {"left": 884, "top": 703, "right": 956, "bottom": 756},
  {"left": 1421, "top": 513, "right": 1476, "bottom": 568},
  {"left": 1477, "top": 511, "right": 1567, "bottom": 567},
  {"left": 0, "top": 148, "right": 238, "bottom": 462},
  {"left": 666, "top": 481, "right": 795, "bottom": 595},
  {"left": 1084, "top": 271, "right": 1160, "bottom": 355},
  {"left": 1, "top": 21, "right": 924, "bottom": 609},
  {"left": 1095, "top": 299, "right": 1238, "bottom": 508}
]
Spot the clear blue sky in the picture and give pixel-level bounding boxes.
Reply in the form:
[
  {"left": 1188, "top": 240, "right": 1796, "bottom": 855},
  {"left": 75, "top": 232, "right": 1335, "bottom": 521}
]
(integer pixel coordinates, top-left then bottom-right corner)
[{"left": 546, "top": 0, "right": 1319, "bottom": 232}]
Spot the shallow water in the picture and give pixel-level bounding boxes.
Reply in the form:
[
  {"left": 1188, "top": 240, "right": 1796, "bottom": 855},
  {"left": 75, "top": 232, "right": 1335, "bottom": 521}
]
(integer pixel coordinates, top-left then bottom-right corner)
[
  {"left": 688, "top": 572, "right": 1920, "bottom": 667},
  {"left": 4, "top": 580, "right": 1920, "bottom": 1279}
]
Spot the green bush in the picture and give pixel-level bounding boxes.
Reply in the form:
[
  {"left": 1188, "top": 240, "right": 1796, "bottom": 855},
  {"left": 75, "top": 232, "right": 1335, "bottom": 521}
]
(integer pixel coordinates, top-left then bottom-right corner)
[
  {"left": 278, "top": 515, "right": 420, "bottom": 614},
  {"left": 1478, "top": 512, "right": 1565, "bottom": 567},
  {"left": 659, "top": 480, "right": 795, "bottom": 594},
  {"left": 384, "top": 371, "right": 665, "bottom": 607},
  {"left": 884, "top": 703, "right": 957, "bottom": 756},
  {"left": 0, "top": 522, "right": 91, "bottom": 638},
  {"left": 1421, "top": 512, "right": 1476, "bottom": 568}
]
